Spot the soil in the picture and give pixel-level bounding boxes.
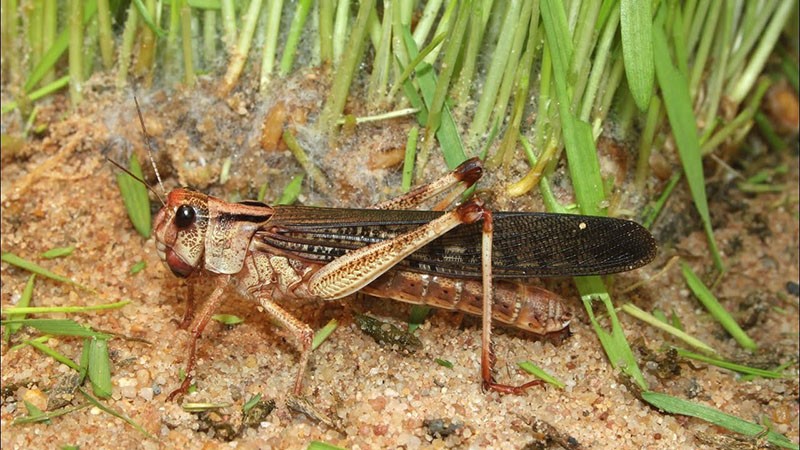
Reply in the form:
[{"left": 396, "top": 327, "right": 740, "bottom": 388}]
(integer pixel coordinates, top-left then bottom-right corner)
[{"left": 1, "top": 75, "right": 798, "bottom": 449}]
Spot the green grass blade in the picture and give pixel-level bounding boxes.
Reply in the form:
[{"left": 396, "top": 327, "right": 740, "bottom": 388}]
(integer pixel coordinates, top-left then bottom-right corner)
[
  {"left": 641, "top": 391, "right": 798, "bottom": 449},
  {"left": 401, "top": 126, "right": 418, "bottom": 192},
  {"left": 620, "top": 0, "right": 654, "bottom": 110},
  {"left": 307, "top": 441, "right": 347, "bottom": 450},
  {"left": 1, "top": 318, "right": 109, "bottom": 338},
  {"left": 621, "top": 303, "right": 716, "bottom": 355},
  {"left": 681, "top": 262, "right": 757, "bottom": 351},
  {"left": 406, "top": 305, "right": 431, "bottom": 334},
  {"left": 517, "top": 361, "right": 565, "bottom": 388},
  {"left": 653, "top": 18, "right": 723, "bottom": 272},
  {"left": 211, "top": 314, "right": 244, "bottom": 325},
  {"left": 24, "top": 0, "right": 98, "bottom": 92},
  {"left": 12, "top": 404, "right": 89, "bottom": 425},
  {"left": 40, "top": 246, "right": 76, "bottom": 259},
  {"left": 319, "top": 0, "right": 375, "bottom": 131},
  {"left": 22, "top": 400, "right": 50, "bottom": 425},
  {"left": 675, "top": 348, "right": 786, "bottom": 379},
  {"left": 130, "top": 261, "right": 147, "bottom": 275},
  {"left": 1, "top": 252, "right": 94, "bottom": 292},
  {"left": 1, "top": 300, "right": 129, "bottom": 315},
  {"left": 87, "top": 337, "right": 112, "bottom": 398},
  {"left": 399, "top": 28, "right": 466, "bottom": 170},
  {"left": 4, "top": 274, "right": 35, "bottom": 340},
  {"left": 132, "top": 0, "right": 165, "bottom": 38},
  {"left": 115, "top": 153, "right": 152, "bottom": 238},
  {"left": 26, "top": 338, "right": 82, "bottom": 371},
  {"left": 282, "top": 129, "right": 330, "bottom": 194},
  {"left": 577, "top": 277, "right": 647, "bottom": 389},
  {"left": 277, "top": 174, "right": 304, "bottom": 205},
  {"left": 278, "top": 0, "right": 312, "bottom": 75},
  {"left": 312, "top": 318, "right": 338, "bottom": 350},
  {"left": 79, "top": 388, "right": 157, "bottom": 439},
  {"left": 542, "top": 0, "right": 605, "bottom": 216}
]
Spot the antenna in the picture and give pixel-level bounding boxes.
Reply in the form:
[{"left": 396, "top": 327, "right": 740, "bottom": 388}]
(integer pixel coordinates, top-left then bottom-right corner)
[
  {"left": 133, "top": 96, "right": 166, "bottom": 199},
  {"left": 106, "top": 157, "right": 166, "bottom": 206}
]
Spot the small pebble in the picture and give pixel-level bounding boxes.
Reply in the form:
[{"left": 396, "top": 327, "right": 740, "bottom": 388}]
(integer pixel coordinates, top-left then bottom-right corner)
[{"left": 786, "top": 281, "right": 799, "bottom": 297}]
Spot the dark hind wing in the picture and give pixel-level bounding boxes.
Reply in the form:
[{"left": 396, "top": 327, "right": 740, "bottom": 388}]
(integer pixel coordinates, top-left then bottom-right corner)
[{"left": 256, "top": 206, "right": 657, "bottom": 279}]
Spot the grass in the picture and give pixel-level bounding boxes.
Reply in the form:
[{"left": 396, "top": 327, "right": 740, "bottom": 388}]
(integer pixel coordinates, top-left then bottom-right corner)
[{"left": 1, "top": 0, "right": 798, "bottom": 446}]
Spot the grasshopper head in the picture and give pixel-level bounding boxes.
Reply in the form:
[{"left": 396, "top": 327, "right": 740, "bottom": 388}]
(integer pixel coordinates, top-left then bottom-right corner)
[{"left": 153, "top": 189, "right": 210, "bottom": 278}]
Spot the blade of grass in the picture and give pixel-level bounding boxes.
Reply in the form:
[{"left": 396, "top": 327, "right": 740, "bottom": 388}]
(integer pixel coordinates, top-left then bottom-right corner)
[
  {"left": 674, "top": 347, "right": 786, "bottom": 379},
  {"left": 259, "top": 0, "right": 284, "bottom": 91},
  {"left": 423, "top": 0, "right": 471, "bottom": 142},
  {"left": 24, "top": 0, "right": 98, "bottom": 93},
  {"left": 23, "top": 400, "right": 50, "bottom": 425},
  {"left": 318, "top": 0, "right": 333, "bottom": 63},
  {"left": 641, "top": 171, "right": 681, "bottom": 229},
  {"left": 517, "top": 361, "right": 565, "bottom": 389},
  {"left": 578, "top": 277, "right": 647, "bottom": 389},
  {"left": 308, "top": 441, "right": 347, "bottom": 450},
  {"left": 211, "top": 314, "right": 244, "bottom": 325},
  {"left": 406, "top": 305, "right": 430, "bottom": 334},
  {"left": 12, "top": 403, "right": 89, "bottom": 425},
  {"left": 728, "top": 0, "right": 794, "bottom": 103},
  {"left": 130, "top": 261, "right": 147, "bottom": 275},
  {"left": 494, "top": 1, "right": 538, "bottom": 167},
  {"left": 277, "top": 174, "right": 304, "bottom": 205},
  {"left": 542, "top": 0, "right": 605, "bottom": 216},
  {"left": 641, "top": 391, "right": 798, "bottom": 449},
  {"left": 67, "top": 0, "right": 85, "bottom": 107},
  {"left": 681, "top": 262, "right": 757, "bottom": 351},
  {"left": 1, "top": 75, "right": 70, "bottom": 114},
  {"left": 79, "top": 388, "right": 156, "bottom": 439},
  {"left": 179, "top": 0, "right": 196, "bottom": 86},
  {"left": 25, "top": 338, "right": 82, "bottom": 371},
  {"left": 1, "top": 318, "right": 110, "bottom": 338},
  {"left": 95, "top": 0, "right": 113, "bottom": 69},
  {"left": 312, "top": 318, "right": 338, "bottom": 350},
  {"left": 116, "top": 152, "right": 152, "bottom": 238},
  {"left": 653, "top": 16, "right": 723, "bottom": 272},
  {"left": 319, "top": 0, "right": 375, "bottom": 131},
  {"left": 580, "top": 3, "right": 619, "bottom": 121},
  {"left": 468, "top": 0, "right": 523, "bottom": 142},
  {"left": 452, "top": 0, "right": 487, "bottom": 105},
  {"left": 4, "top": 274, "right": 35, "bottom": 340},
  {"left": 366, "top": 0, "right": 392, "bottom": 104},
  {"left": 242, "top": 393, "right": 262, "bottom": 413},
  {"left": 620, "top": 303, "right": 716, "bottom": 355},
  {"left": 278, "top": 0, "right": 312, "bottom": 75},
  {"left": 387, "top": 31, "right": 446, "bottom": 100},
  {"left": 1, "top": 252, "right": 95, "bottom": 293},
  {"left": 219, "top": 0, "right": 263, "bottom": 96},
  {"left": 115, "top": 1, "right": 138, "bottom": 87},
  {"left": 399, "top": 28, "right": 466, "bottom": 171},
  {"left": 2, "top": 300, "right": 130, "bottom": 315},
  {"left": 87, "top": 337, "right": 112, "bottom": 398},
  {"left": 401, "top": 126, "right": 419, "bottom": 192},
  {"left": 620, "top": 0, "right": 654, "bottom": 111},
  {"left": 282, "top": 129, "right": 330, "bottom": 195},
  {"left": 701, "top": 77, "right": 771, "bottom": 155},
  {"left": 40, "top": 246, "right": 75, "bottom": 259},
  {"left": 132, "top": 0, "right": 164, "bottom": 37}
]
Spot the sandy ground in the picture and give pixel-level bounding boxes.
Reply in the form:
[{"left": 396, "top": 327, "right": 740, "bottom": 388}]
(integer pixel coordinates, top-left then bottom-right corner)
[{"left": 1, "top": 78, "right": 798, "bottom": 449}]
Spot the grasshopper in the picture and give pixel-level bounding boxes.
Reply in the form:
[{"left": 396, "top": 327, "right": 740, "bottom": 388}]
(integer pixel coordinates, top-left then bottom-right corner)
[
  {"left": 130, "top": 96, "right": 656, "bottom": 400},
  {"left": 148, "top": 152, "right": 657, "bottom": 400}
]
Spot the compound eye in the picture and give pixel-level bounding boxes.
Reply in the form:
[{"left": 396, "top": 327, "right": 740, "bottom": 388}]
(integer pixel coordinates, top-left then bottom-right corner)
[{"left": 174, "top": 205, "right": 196, "bottom": 229}]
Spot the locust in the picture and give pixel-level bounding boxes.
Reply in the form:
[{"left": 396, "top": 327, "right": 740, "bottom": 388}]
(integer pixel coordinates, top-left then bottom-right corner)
[{"left": 136, "top": 111, "right": 657, "bottom": 400}]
